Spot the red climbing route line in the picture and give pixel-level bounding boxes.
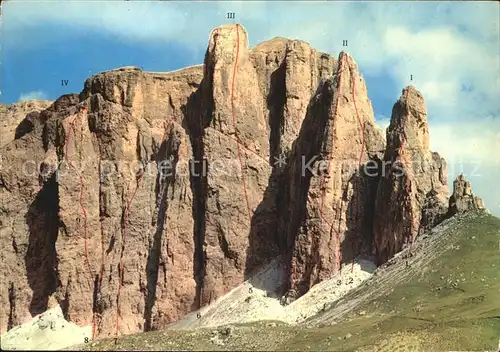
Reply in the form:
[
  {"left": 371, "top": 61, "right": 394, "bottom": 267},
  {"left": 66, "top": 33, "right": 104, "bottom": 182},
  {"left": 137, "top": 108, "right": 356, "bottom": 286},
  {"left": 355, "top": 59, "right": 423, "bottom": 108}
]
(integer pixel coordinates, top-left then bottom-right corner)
[
  {"left": 95, "top": 155, "right": 105, "bottom": 340},
  {"left": 398, "top": 89, "right": 409, "bottom": 167},
  {"left": 166, "top": 118, "right": 268, "bottom": 165},
  {"left": 400, "top": 88, "right": 415, "bottom": 254},
  {"left": 318, "top": 53, "right": 346, "bottom": 274},
  {"left": 350, "top": 72, "right": 365, "bottom": 174},
  {"left": 64, "top": 107, "right": 93, "bottom": 284},
  {"left": 207, "top": 25, "right": 253, "bottom": 222},
  {"left": 318, "top": 52, "right": 366, "bottom": 275},
  {"left": 227, "top": 132, "right": 269, "bottom": 165},
  {"left": 115, "top": 168, "right": 145, "bottom": 338},
  {"left": 64, "top": 106, "right": 96, "bottom": 338},
  {"left": 231, "top": 24, "right": 252, "bottom": 221},
  {"left": 349, "top": 63, "right": 366, "bottom": 273}
]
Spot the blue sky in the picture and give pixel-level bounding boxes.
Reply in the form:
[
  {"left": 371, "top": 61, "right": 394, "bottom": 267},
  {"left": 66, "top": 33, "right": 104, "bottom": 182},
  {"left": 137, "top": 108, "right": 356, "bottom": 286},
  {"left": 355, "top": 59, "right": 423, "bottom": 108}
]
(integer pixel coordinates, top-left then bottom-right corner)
[{"left": 2, "top": 0, "right": 499, "bottom": 215}]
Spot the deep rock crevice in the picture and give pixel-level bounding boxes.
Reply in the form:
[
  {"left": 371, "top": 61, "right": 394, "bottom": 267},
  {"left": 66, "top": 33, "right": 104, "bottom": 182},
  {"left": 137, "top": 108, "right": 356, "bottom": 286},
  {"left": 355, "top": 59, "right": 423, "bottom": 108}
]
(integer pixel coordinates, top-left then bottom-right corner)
[
  {"left": 144, "top": 125, "right": 180, "bottom": 331},
  {"left": 25, "top": 174, "right": 61, "bottom": 317}
]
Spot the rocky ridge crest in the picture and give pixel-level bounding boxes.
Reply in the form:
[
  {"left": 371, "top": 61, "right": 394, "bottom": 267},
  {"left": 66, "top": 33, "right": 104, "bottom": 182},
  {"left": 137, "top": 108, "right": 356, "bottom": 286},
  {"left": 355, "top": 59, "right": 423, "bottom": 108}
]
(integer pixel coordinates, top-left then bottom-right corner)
[{"left": 448, "top": 174, "right": 486, "bottom": 215}]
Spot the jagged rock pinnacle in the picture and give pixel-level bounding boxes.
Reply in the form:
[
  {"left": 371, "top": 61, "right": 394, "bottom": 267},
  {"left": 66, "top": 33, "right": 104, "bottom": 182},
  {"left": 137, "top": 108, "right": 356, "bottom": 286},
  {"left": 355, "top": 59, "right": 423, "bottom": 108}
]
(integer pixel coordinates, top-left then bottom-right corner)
[
  {"left": 448, "top": 174, "right": 486, "bottom": 215},
  {"left": 373, "top": 85, "right": 448, "bottom": 264},
  {"left": 387, "top": 86, "right": 429, "bottom": 152}
]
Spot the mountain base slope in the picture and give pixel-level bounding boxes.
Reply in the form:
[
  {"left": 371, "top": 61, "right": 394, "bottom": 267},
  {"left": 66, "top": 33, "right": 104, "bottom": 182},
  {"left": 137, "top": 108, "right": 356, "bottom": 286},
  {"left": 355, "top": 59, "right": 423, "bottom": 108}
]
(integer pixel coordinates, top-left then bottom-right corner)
[{"left": 71, "top": 212, "right": 500, "bottom": 351}]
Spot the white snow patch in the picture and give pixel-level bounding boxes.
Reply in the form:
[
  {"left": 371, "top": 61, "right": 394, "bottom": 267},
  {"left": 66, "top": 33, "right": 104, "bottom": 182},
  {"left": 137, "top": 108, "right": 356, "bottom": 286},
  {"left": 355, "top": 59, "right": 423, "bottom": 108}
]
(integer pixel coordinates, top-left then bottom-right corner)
[
  {"left": 169, "top": 258, "right": 376, "bottom": 330},
  {"left": 0, "top": 305, "right": 91, "bottom": 351}
]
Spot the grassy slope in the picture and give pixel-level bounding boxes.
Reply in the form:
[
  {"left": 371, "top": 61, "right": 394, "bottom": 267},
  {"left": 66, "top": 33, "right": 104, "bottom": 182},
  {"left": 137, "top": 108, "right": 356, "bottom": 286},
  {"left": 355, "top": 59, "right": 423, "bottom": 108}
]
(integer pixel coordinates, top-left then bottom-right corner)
[
  {"left": 292, "top": 212, "right": 500, "bottom": 351},
  {"left": 76, "top": 213, "right": 500, "bottom": 351}
]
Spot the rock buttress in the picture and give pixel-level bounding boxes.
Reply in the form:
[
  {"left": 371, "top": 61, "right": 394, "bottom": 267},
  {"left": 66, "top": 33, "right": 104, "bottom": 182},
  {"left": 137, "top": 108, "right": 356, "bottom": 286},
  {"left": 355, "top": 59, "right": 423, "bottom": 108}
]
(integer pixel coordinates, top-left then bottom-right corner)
[
  {"left": 194, "top": 25, "right": 342, "bottom": 305},
  {"left": 373, "top": 86, "right": 449, "bottom": 264},
  {"left": 279, "top": 52, "right": 385, "bottom": 297},
  {"left": 0, "top": 67, "right": 204, "bottom": 336},
  {"left": 78, "top": 66, "right": 202, "bottom": 335},
  {"left": 190, "top": 24, "right": 273, "bottom": 306},
  {"left": 0, "top": 94, "right": 79, "bottom": 334}
]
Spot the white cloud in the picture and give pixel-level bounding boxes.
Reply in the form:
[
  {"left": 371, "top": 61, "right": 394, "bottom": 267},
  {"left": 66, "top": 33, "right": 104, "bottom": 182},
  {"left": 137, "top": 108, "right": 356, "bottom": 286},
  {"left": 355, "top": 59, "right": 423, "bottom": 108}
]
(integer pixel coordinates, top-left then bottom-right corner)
[
  {"left": 4, "top": 1, "right": 201, "bottom": 54},
  {"left": 18, "top": 91, "right": 48, "bottom": 101},
  {"left": 375, "top": 115, "right": 391, "bottom": 130},
  {"left": 379, "top": 25, "right": 499, "bottom": 122},
  {"left": 429, "top": 118, "right": 500, "bottom": 215},
  {"left": 429, "top": 118, "right": 500, "bottom": 165},
  {"left": 3, "top": 0, "right": 268, "bottom": 57}
]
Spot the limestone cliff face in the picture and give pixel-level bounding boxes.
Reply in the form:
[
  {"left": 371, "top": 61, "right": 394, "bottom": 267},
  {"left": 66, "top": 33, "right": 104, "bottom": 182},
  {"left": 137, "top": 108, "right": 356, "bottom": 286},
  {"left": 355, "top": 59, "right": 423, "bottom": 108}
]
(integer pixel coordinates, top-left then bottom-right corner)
[
  {"left": 1, "top": 100, "right": 53, "bottom": 147},
  {"left": 372, "top": 86, "right": 449, "bottom": 264},
  {"left": 0, "top": 68, "right": 202, "bottom": 337},
  {"left": 278, "top": 52, "right": 385, "bottom": 297},
  {"left": 190, "top": 25, "right": 272, "bottom": 308},
  {"left": 0, "top": 24, "right": 481, "bottom": 338}
]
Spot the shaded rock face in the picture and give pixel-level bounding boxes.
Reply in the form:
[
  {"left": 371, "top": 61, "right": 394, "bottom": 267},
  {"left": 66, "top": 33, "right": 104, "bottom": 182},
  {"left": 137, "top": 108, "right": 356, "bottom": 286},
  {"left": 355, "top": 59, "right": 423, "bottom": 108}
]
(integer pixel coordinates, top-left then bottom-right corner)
[
  {"left": 278, "top": 53, "right": 385, "bottom": 296},
  {"left": 1, "top": 24, "right": 476, "bottom": 338},
  {"left": 372, "top": 86, "right": 449, "bottom": 264},
  {"left": 0, "top": 100, "right": 53, "bottom": 147},
  {"left": 448, "top": 174, "right": 485, "bottom": 215}
]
